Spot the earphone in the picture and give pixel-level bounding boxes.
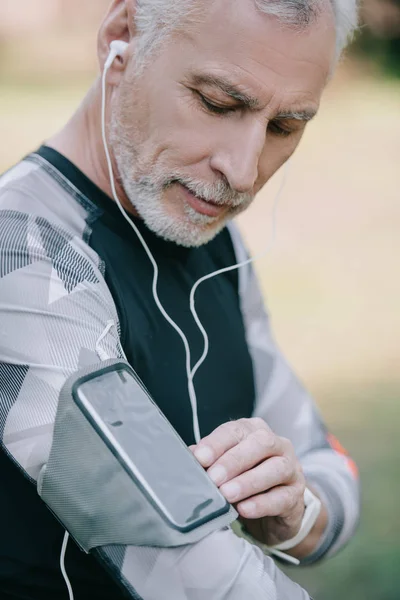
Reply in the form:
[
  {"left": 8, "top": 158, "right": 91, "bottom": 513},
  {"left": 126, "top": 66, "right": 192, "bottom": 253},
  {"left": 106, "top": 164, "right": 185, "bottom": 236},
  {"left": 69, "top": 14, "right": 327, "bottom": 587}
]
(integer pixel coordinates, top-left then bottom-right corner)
[
  {"left": 104, "top": 40, "right": 129, "bottom": 70},
  {"left": 60, "top": 41, "right": 292, "bottom": 599}
]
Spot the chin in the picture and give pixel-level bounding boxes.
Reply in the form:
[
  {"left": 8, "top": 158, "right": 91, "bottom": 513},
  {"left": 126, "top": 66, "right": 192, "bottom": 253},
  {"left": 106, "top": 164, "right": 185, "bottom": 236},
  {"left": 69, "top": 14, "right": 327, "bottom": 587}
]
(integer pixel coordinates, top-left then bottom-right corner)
[
  {"left": 142, "top": 210, "right": 228, "bottom": 248},
  {"left": 122, "top": 181, "right": 232, "bottom": 247}
]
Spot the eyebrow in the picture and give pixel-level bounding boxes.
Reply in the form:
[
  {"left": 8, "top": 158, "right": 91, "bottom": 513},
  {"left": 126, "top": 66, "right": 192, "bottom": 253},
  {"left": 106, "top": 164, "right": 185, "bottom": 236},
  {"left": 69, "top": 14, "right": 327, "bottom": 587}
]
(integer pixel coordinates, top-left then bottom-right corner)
[
  {"left": 274, "top": 109, "right": 317, "bottom": 122},
  {"left": 191, "top": 73, "right": 260, "bottom": 109},
  {"left": 190, "top": 73, "right": 318, "bottom": 121}
]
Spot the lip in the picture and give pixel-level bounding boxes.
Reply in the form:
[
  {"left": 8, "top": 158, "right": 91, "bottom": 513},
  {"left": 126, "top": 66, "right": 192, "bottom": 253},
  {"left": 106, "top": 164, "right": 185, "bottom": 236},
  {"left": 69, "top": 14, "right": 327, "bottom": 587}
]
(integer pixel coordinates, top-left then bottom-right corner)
[{"left": 178, "top": 183, "right": 227, "bottom": 218}]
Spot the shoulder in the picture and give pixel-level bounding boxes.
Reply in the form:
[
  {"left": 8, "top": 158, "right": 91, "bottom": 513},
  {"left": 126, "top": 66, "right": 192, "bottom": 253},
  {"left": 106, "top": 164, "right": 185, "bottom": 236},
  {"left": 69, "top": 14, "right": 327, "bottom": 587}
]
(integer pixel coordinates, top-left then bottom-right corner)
[
  {"left": 0, "top": 155, "right": 105, "bottom": 277},
  {"left": 0, "top": 156, "right": 121, "bottom": 336},
  {"left": 0, "top": 153, "right": 102, "bottom": 242}
]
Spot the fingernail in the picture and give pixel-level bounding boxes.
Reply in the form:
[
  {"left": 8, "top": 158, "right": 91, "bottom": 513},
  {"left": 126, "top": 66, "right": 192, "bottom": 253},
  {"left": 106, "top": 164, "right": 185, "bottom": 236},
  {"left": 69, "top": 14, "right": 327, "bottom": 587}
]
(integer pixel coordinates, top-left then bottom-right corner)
[
  {"left": 240, "top": 501, "right": 257, "bottom": 517},
  {"left": 194, "top": 446, "right": 214, "bottom": 465},
  {"left": 208, "top": 465, "right": 227, "bottom": 486},
  {"left": 220, "top": 481, "right": 241, "bottom": 502}
]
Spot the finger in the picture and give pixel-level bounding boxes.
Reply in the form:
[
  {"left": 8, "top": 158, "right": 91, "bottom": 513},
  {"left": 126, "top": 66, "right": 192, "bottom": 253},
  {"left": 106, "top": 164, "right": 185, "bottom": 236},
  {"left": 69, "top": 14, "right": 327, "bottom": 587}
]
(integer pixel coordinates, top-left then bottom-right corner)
[
  {"left": 208, "top": 429, "right": 287, "bottom": 486},
  {"left": 219, "top": 455, "right": 297, "bottom": 503},
  {"left": 237, "top": 484, "right": 304, "bottom": 520},
  {"left": 193, "top": 418, "right": 267, "bottom": 468}
]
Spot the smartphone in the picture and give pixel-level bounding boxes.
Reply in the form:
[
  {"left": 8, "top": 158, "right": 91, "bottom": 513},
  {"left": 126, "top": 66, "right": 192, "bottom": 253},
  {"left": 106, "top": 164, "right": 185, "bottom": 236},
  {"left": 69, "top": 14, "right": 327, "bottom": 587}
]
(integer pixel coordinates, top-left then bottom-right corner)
[{"left": 72, "top": 362, "right": 230, "bottom": 532}]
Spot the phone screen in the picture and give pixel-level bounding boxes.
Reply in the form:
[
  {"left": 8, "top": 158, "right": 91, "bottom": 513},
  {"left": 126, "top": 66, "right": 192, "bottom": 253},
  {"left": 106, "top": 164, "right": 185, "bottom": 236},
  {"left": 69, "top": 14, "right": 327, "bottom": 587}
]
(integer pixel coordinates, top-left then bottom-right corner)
[{"left": 73, "top": 365, "right": 230, "bottom": 531}]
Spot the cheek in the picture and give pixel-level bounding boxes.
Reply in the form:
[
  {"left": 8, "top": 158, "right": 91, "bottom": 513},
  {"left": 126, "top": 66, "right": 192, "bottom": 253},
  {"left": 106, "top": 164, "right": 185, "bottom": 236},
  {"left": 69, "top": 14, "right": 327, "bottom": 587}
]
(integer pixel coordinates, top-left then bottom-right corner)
[
  {"left": 256, "top": 134, "right": 303, "bottom": 191},
  {"left": 115, "top": 83, "right": 149, "bottom": 151},
  {"left": 144, "top": 88, "right": 217, "bottom": 168}
]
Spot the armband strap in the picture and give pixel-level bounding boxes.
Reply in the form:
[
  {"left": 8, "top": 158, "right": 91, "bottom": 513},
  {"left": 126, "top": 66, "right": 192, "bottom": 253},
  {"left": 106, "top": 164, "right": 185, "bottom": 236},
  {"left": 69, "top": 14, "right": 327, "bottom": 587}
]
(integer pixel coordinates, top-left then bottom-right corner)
[
  {"left": 271, "top": 488, "right": 322, "bottom": 552},
  {"left": 231, "top": 489, "right": 321, "bottom": 566},
  {"left": 38, "top": 359, "right": 237, "bottom": 554}
]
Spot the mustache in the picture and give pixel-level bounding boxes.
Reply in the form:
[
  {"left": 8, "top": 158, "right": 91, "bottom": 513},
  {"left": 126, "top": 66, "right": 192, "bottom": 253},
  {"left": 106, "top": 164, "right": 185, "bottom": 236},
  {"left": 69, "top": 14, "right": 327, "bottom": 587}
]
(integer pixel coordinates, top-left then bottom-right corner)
[
  {"left": 135, "top": 169, "right": 253, "bottom": 209},
  {"left": 167, "top": 176, "right": 253, "bottom": 208}
]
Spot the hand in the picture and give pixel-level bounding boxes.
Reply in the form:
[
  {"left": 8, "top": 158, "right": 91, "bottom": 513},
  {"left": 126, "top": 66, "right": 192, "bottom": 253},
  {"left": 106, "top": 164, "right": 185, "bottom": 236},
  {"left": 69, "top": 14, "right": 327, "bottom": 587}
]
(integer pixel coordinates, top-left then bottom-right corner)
[{"left": 191, "top": 418, "right": 306, "bottom": 547}]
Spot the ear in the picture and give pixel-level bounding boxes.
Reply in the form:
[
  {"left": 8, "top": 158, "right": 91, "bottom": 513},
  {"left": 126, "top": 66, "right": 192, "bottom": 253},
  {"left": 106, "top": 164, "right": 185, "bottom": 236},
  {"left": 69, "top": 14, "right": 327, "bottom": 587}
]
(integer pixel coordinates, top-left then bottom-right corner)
[{"left": 97, "top": 0, "right": 138, "bottom": 77}]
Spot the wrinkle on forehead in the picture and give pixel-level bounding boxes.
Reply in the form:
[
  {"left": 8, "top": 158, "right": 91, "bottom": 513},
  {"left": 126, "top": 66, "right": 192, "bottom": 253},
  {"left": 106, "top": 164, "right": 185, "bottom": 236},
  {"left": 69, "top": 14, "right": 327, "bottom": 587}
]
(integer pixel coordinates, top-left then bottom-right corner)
[
  {"left": 177, "top": 0, "right": 335, "bottom": 105},
  {"left": 190, "top": 59, "right": 321, "bottom": 119}
]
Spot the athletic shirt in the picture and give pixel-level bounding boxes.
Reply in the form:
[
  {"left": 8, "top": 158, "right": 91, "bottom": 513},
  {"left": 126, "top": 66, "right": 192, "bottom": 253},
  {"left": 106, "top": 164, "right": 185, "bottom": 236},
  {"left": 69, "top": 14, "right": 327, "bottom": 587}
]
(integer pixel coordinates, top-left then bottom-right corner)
[
  {"left": 0, "top": 146, "right": 359, "bottom": 600},
  {"left": 0, "top": 146, "right": 254, "bottom": 599}
]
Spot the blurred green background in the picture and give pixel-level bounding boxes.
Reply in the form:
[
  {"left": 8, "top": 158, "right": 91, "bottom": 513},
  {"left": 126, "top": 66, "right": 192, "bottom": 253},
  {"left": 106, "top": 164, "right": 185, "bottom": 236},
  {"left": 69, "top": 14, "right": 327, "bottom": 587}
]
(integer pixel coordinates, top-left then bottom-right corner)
[{"left": 0, "top": 1, "right": 399, "bottom": 598}]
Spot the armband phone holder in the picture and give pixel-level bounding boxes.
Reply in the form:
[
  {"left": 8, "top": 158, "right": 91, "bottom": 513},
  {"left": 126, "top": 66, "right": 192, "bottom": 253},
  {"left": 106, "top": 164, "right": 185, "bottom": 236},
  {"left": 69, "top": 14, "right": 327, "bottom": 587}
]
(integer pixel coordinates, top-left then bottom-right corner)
[{"left": 38, "top": 359, "right": 237, "bottom": 554}]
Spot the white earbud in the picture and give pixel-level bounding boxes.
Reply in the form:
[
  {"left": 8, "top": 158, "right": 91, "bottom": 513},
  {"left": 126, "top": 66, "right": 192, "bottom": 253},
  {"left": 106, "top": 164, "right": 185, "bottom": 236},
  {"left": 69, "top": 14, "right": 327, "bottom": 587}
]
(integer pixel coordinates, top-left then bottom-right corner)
[{"left": 104, "top": 40, "right": 129, "bottom": 70}]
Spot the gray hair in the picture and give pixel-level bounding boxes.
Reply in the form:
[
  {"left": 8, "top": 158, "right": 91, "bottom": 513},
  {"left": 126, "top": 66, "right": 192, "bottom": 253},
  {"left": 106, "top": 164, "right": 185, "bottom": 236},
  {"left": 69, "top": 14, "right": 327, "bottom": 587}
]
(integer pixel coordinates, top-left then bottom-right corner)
[{"left": 133, "top": 0, "right": 359, "bottom": 69}]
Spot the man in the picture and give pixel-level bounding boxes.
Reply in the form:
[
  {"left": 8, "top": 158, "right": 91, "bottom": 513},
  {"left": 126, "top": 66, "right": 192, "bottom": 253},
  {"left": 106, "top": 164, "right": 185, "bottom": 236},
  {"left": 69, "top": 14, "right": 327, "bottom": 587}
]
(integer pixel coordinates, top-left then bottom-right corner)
[{"left": 0, "top": 0, "right": 360, "bottom": 598}]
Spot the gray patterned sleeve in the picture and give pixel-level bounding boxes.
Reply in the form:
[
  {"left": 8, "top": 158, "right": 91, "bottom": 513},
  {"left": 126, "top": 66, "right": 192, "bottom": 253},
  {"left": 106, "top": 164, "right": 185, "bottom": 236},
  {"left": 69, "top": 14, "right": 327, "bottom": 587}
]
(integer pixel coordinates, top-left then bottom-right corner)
[
  {"left": 228, "top": 222, "right": 360, "bottom": 563},
  {"left": 0, "top": 207, "right": 124, "bottom": 479},
  {"left": 0, "top": 171, "right": 312, "bottom": 599}
]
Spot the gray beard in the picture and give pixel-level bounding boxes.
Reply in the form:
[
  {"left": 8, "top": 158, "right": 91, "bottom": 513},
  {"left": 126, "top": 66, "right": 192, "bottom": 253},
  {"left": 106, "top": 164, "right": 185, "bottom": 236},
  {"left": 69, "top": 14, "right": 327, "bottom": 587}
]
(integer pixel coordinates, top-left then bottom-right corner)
[
  {"left": 110, "top": 117, "right": 252, "bottom": 247},
  {"left": 120, "top": 174, "right": 229, "bottom": 247}
]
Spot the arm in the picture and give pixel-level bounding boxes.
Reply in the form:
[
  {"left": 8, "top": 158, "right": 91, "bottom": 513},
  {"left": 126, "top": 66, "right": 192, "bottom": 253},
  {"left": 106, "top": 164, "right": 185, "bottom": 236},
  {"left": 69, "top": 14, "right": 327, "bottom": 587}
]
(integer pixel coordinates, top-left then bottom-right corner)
[
  {"left": 0, "top": 201, "right": 312, "bottom": 598},
  {"left": 228, "top": 223, "right": 360, "bottom": 564},
  {"left": 118, "top": 528, "right": 311, "bottom": 600}
]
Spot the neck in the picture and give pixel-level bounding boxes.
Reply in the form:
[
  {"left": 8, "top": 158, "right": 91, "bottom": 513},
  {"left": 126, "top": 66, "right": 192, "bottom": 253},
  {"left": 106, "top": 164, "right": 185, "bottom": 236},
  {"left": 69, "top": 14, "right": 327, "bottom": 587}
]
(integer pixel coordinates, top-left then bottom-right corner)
[{"left": 46, "top": 77, "right": 138, "bottom": 217}]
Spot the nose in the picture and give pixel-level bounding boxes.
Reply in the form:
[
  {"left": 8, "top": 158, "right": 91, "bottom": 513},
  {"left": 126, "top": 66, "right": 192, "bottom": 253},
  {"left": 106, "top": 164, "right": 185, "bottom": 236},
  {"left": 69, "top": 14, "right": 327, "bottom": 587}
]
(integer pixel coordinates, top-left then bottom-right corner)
[{"left": 209, "top": 119, "right": 266, "bottom": 194}]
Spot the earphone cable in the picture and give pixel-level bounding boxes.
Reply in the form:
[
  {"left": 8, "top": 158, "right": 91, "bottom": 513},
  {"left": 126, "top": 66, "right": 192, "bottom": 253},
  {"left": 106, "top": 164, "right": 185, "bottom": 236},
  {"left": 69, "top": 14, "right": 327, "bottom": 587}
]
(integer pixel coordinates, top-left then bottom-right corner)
[{"left": 101, "top": 58, "right": 288, "bottom": 446}]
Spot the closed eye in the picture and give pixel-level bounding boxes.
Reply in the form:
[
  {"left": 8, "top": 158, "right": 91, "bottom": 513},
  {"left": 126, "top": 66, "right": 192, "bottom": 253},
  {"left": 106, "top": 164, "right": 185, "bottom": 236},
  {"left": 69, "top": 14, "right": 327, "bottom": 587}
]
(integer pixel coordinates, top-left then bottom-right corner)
[
  {"left": 268, "top": 121, "right": 294, "bottom": 138},
  {"left": 197, "top": 92, "right": 237, "bottom": 115},
  {"left": 197, "top": 90, "right": 299, "bottom": 138}
]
